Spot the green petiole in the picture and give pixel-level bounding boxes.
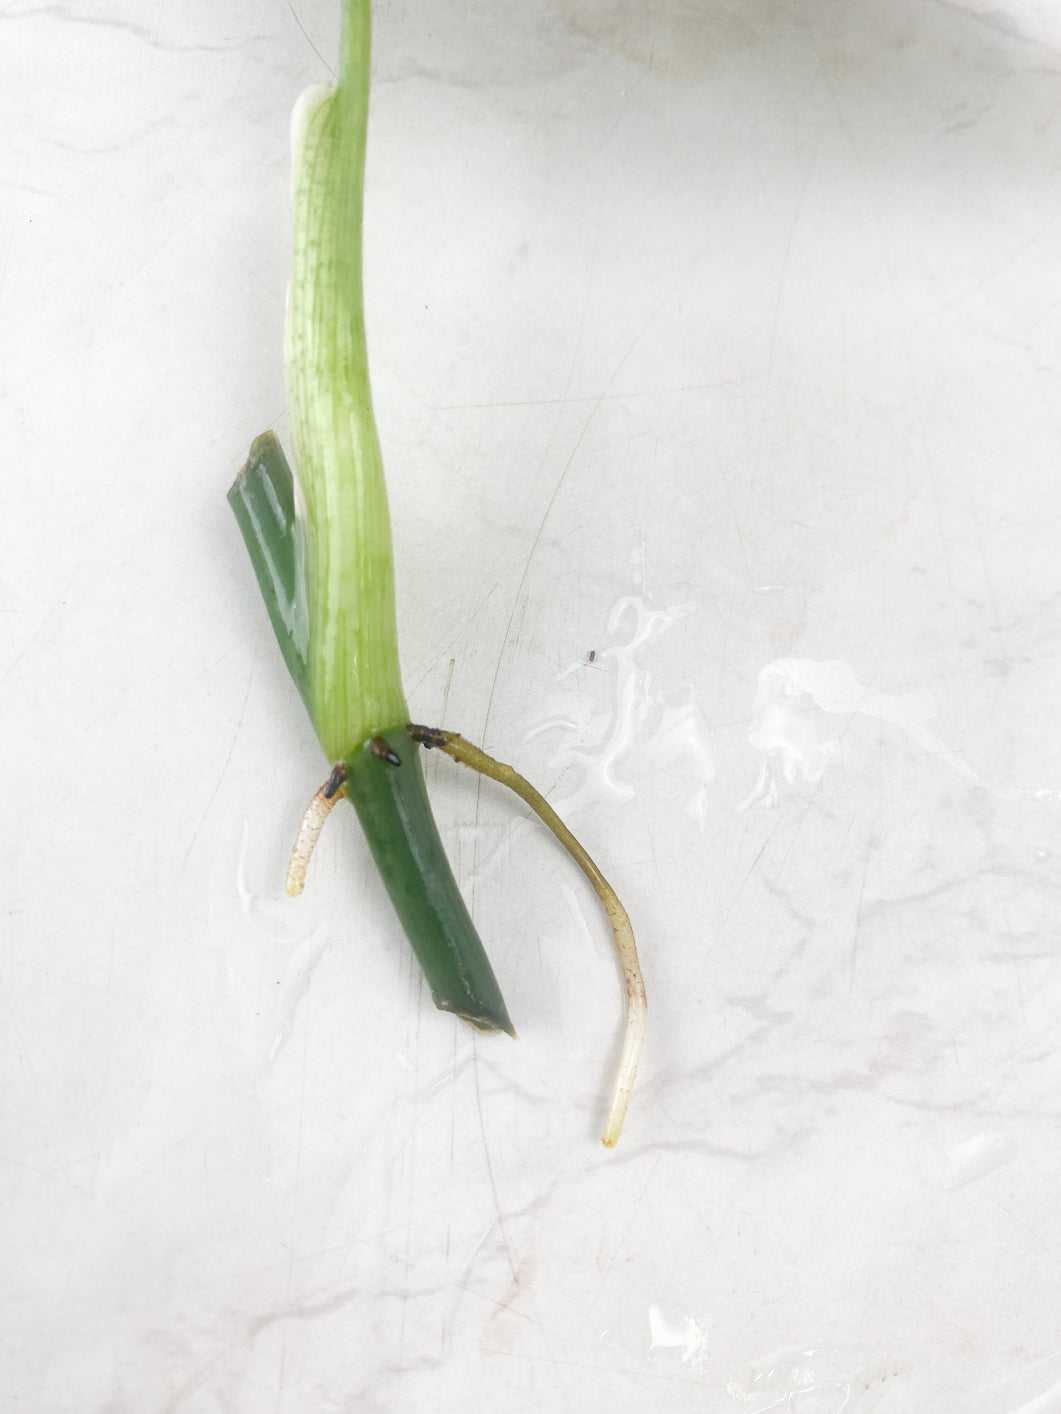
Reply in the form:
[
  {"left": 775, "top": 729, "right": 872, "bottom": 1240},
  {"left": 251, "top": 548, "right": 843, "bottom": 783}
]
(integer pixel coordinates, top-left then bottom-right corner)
[{"left": 229, "top": 0, "right": 645, "bottom": 1144}]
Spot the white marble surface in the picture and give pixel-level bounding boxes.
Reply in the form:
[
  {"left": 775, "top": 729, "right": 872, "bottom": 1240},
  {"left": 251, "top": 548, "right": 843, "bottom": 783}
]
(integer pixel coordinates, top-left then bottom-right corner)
[{"left": 4, "top": 1, "right": 1061, "bottom": 1409}]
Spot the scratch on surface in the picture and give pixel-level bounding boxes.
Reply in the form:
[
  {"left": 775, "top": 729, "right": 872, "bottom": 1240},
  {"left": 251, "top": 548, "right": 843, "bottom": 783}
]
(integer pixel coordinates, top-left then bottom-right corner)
[
  {"left": 438, "top": 1020, "right": 460, "bottom": 1365},
  {"left": 0, "top": 212, "right": 15, "bottom": 303},
  {"left": 179, "top": 667, "right": 255, "bottom": 875},
  {"left": 718, "top": 812, "right": 787, "bottom": 932},
  {"left": 577, "top": 1150, "right": 662, "bottom": 1336},
  {"left": 441, "top": 656, "right": 456, "bottom": 723},
  {"left": 0, "top": 572, "right": 79, "bottom": 684},
  {"left": 471, "top": 1033, "right": 517, "bottom": 1279},
  {"left": 286, "top": 1015, "right": 310, "bottom": 1300},
  {"left": 849, "top": 834, "right": 873, "bottom": 987},
  {"left": 205, "top": 224, "right": 281, "bottom": 299},
  {"left": 284, "top": 0, "right": 333, "bottom": 75},
  {"left": 749, "top": 135, "right": 820, "bottom": 497},
  {"left": 471, "top": 229, "right": 722, "bottom": 884}
]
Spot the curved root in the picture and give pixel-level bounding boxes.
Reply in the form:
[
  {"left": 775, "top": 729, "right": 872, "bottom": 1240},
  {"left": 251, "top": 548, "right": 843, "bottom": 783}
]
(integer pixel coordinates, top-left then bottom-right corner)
[
  {"left": 286, "top": 764, "right": 347, "bottom": 896},
  {"left": 408, "top": 724, "right": 646, "bottom": 1147}
]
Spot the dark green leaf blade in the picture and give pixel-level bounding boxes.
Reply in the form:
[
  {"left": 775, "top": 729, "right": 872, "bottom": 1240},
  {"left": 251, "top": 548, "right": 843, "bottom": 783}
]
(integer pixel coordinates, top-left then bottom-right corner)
[{"left": 228, "top": 431, "right": 311, "bottom": 711}]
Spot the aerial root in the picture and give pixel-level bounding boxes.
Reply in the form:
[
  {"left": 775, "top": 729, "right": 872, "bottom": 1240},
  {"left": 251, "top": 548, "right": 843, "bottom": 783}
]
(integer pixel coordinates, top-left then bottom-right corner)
[
  {"left": 407, "top": 724, "right": 646, "bottom": 1147},
  {"left": 286, "top": 763, "right": 347, "bottom": 896}
]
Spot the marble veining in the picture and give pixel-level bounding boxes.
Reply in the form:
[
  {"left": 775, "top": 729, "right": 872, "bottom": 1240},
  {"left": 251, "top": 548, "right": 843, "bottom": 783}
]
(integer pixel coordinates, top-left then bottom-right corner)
[{"left": 4, "top": 1, "right": 1061, "bottom": 1411}]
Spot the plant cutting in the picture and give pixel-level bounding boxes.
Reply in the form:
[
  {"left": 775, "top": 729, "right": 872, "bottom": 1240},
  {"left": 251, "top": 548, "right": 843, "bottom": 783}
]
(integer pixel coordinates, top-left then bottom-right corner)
[{"left": 228, "top": 0, "right": 645, "bottom": 1146}]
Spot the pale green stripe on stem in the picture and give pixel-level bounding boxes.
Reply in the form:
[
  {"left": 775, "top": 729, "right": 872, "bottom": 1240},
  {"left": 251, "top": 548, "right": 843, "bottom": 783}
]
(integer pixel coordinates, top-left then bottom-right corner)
[{"left": 286, "top": 0, "right": 407, "bottom": 760}]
